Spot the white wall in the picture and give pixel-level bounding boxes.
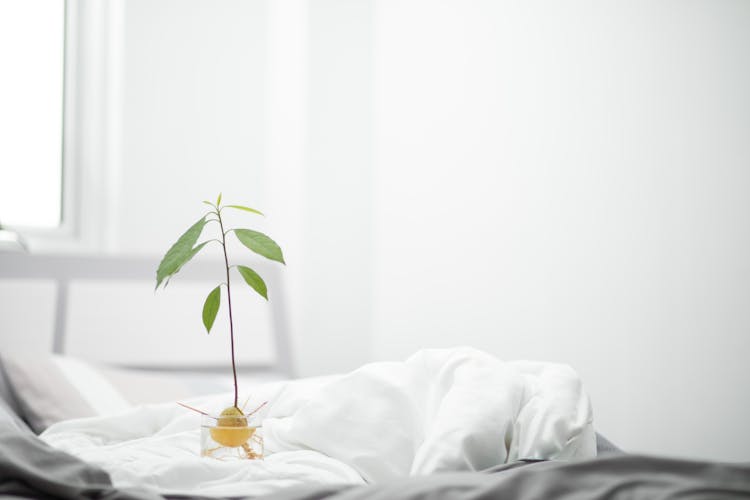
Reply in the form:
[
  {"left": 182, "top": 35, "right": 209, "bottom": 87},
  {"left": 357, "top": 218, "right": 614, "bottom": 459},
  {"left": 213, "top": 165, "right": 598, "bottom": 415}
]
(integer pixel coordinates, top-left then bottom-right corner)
[
  {"left": 118, "top": 0, "right": 269, "bottom": 254},
  {"left": 372, "top": 0, "right": 750, "bottom": 461},
  {"left": 89, "top": 0, "right": 374, "bottom": 377},
  {"left": 300, "top": 0, "right": 374, "bottom": 375}
]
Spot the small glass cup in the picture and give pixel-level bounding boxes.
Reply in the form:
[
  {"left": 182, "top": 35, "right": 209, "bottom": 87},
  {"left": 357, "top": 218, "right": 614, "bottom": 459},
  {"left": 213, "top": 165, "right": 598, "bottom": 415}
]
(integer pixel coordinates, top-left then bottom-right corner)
[{"left": 200, "top": 413, "right": 264, "bottom": 460}]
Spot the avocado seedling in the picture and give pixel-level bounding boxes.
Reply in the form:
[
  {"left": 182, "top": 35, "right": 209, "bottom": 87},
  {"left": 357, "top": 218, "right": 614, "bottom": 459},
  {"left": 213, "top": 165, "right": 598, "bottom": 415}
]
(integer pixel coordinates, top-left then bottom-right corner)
[{"left": 156, "top": 194, "right": 284, "bottom": 454}]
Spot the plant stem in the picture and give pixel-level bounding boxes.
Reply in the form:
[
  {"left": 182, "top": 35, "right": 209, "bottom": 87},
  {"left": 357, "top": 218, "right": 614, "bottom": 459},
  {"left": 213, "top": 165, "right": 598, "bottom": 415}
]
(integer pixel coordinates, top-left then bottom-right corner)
[{"left": 217, "top": 208, "right": 239, "bottom": 408}]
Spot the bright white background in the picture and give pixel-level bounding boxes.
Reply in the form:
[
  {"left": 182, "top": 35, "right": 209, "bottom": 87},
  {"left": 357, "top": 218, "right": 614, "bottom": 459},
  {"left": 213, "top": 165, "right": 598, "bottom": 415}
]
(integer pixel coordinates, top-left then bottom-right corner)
[
  {"left": 0, "top": 0, "right": 64, "bottom": 227},
  {"left": 1, "top": 0, "right": 749, "bottom": 462}
]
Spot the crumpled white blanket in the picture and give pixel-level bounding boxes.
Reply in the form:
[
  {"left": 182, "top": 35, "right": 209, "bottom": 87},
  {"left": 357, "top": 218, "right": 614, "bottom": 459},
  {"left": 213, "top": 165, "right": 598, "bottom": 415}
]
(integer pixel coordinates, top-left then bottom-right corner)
[{"left": 41, "top": 348, "right": 596, "bottom": 497}]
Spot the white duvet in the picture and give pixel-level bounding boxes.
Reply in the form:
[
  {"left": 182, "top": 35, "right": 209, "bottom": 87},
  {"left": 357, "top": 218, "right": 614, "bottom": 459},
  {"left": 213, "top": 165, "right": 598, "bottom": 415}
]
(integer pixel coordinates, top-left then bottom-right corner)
[{"left": 41, "top": 348, "right": 596, "bottom": 497}]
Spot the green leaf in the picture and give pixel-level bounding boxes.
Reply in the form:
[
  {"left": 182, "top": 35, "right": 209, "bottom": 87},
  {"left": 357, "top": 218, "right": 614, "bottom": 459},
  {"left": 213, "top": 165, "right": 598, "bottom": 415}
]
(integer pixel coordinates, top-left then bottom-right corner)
[
  {"left": 216, "top": 193, "right": 222, "bottom": 206},
  {"left": 237, "top": 265, "right": 268, "bottom": 300},
  {"left": 155, "top": 217, "right": 208, "bottom": 289},
  {"left": 162, "top": 242, "right": 209, "bottom": 290},
  {"left": 224, "top": 205, "right": 264, "bottom": 216},
  {"left": 202, "top": 286, "right": 221, "bottom": 333},
  {"left": 187, "top": 241, "right": 209, "bottom": 261},
  {"left": 234, "top": 229, "right": 285, "bottom": 264}
]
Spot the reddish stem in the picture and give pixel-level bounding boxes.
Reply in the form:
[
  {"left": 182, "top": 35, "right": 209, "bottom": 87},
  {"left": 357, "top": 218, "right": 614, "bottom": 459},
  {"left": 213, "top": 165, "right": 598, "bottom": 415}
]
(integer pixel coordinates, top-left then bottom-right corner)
[
  {"left": 178, "top": 402, "right": 214, "bottom": 417},
  {"left": 246, "top": 401, "right": 268, "bottom": 417},
  {"left": 217, "top": 209, "right": 239, "bottom": 408}
]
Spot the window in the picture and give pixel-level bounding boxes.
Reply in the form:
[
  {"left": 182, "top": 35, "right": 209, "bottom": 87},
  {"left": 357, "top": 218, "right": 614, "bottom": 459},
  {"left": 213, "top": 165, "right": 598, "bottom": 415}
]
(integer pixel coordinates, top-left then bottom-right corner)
[{"left": 0, "top": 0, "right": 66, "bottom": 228}]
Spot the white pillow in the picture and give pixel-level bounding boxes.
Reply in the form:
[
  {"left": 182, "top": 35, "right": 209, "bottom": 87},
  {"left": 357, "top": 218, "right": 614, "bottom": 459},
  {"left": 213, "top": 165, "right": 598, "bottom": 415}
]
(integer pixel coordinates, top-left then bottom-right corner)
[{"left": 0, "top": 353, "right": 219, "bottom": 432}]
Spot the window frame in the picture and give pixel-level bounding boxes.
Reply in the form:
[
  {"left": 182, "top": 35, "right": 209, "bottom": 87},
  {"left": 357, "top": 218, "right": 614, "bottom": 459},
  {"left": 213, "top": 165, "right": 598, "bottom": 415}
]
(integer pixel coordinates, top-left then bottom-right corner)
[{"left": 14, "top": 0, "right": 123, "bottom": 253}]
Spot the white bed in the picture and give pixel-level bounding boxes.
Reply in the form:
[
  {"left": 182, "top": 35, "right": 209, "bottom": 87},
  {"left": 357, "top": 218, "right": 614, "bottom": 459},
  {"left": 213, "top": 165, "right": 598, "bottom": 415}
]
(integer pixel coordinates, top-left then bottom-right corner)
[
  {"left": 0, "top": 253, "right": 598, "bottom": 498},
  {"left": 2, "top": 253, "right": 746, "bottom": 500}
]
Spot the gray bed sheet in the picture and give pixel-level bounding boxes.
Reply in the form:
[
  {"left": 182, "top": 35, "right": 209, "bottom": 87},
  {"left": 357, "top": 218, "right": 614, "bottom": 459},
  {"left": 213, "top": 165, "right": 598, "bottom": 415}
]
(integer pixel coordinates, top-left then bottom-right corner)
[
  {"left": 262, "top": 456, "right": 750, "bottom": 500},
  {"left": 0, "top": 357, "right": 23, "bottom": 423}
]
